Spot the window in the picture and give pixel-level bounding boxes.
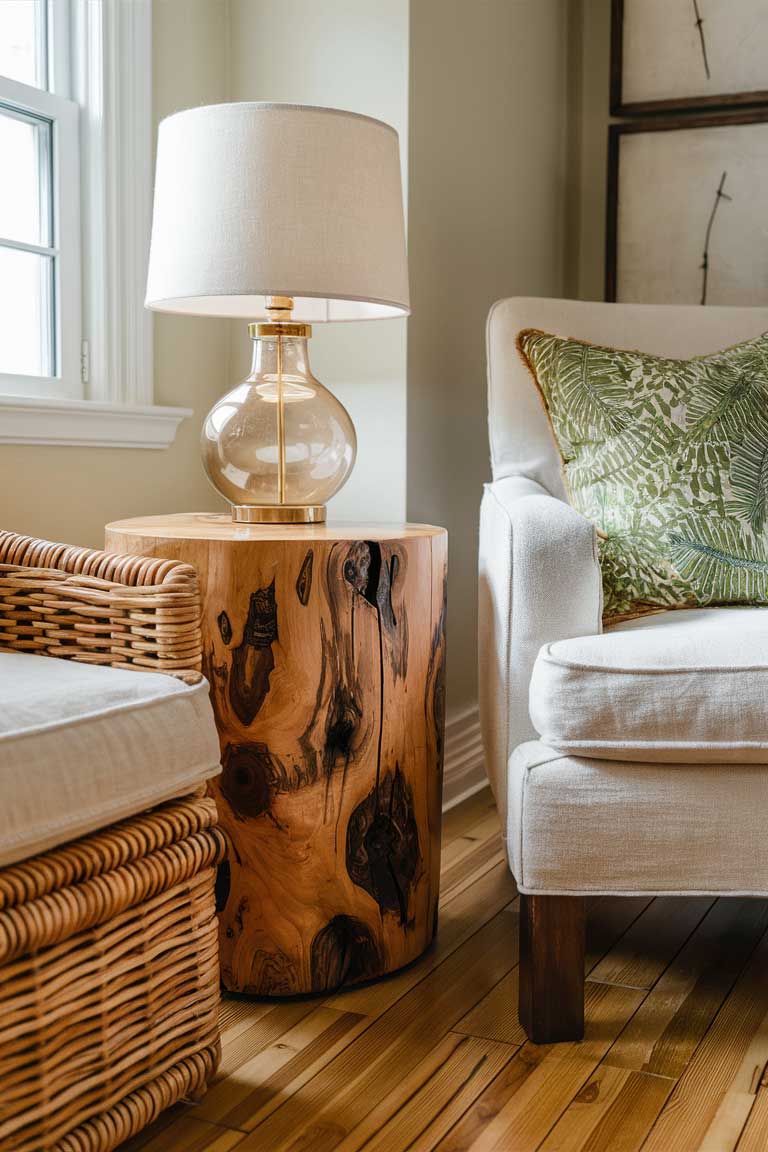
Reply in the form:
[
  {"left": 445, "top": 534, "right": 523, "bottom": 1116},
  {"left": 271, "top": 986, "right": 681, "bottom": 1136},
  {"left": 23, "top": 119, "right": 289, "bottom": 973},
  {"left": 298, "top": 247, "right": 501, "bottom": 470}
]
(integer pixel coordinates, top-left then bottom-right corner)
[
  {"left": 0, "top": 1, "right": 80, "bottom": 398},
  {"left": 0, "top": 0, "right": 189, "bottom": 449}
]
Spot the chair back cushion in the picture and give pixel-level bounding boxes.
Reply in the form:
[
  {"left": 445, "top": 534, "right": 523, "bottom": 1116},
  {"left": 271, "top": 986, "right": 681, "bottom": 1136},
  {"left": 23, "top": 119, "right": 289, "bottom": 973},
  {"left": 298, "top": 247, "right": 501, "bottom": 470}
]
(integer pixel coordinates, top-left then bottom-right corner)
[{"left": 487, "top": 298, "right": 768, "bottom": 496}]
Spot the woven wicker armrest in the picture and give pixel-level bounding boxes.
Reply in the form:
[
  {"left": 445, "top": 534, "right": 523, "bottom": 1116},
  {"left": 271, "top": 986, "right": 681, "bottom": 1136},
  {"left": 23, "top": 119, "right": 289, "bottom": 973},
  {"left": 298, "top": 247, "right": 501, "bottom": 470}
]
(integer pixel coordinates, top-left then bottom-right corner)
[{"left": 0, "top": 530, "right": 202, "bottom": 677}]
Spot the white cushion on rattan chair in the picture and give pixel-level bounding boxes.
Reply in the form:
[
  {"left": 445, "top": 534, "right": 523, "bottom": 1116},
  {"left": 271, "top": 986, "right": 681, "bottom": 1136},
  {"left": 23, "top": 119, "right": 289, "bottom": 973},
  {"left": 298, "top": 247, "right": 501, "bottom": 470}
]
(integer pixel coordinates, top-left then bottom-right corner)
[{"left": 0, "top": 651, "right": 221, "bottom": 866}]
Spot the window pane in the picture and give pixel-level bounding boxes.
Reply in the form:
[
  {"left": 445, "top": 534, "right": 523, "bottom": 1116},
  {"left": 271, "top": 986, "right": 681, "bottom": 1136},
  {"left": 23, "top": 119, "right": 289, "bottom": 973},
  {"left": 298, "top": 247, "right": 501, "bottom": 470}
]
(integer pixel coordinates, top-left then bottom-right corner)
[
  {"left": 0, "top": 1, "right": 47, "bottom": 88},
  {"left": 0, "top": 108, "right": 50, "bottom": 245},
  {"left": 0, "top": 245, "right": 53, "bottom": 376}
]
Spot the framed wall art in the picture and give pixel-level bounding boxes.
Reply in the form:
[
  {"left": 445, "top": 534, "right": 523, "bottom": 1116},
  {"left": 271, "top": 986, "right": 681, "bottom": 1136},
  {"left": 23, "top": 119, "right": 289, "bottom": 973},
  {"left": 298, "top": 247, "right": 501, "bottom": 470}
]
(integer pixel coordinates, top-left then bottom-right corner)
[
  {"left": 605, "top": 111, "right": 768, "bottom": 305},
  {"left": 611, "top": 0, "right": 768, "bottom": 116}
]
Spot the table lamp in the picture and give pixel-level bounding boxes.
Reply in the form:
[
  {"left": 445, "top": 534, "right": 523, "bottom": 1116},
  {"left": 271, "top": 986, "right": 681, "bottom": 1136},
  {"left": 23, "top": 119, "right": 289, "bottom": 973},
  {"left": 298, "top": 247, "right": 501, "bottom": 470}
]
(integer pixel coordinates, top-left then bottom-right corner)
[{"left": 145, "top": 102, "right": 410, "bottom": 523}]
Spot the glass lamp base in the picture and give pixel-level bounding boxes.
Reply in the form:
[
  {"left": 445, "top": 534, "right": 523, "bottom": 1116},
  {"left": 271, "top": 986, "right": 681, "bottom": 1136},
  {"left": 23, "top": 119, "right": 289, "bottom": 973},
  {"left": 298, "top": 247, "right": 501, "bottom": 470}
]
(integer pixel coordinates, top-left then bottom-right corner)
[{"left": 231, "top": 504, "right": 327, "bottom": 524}]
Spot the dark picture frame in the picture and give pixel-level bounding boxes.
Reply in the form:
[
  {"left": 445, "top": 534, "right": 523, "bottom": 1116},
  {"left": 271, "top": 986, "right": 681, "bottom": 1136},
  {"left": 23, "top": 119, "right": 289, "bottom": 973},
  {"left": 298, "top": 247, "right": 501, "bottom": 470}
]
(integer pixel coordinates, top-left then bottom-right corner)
[
  {"left": 611, "top": 0, "right": 768, "bottom": 117},
  {"left": 605, "top": 109, "right": 768, "bottom": 303}
]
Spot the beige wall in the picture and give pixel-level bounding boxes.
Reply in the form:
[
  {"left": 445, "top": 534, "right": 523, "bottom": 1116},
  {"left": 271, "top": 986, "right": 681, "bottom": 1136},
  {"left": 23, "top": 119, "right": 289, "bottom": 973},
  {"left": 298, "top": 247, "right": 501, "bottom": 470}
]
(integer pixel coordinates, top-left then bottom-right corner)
[
  {"left": 567, "top": 0, "right": 613, "bottom": 302},
  {"left": 226, "top": 0, "right": 410, "bottom": 522},
  {"left": 1, "top": 0, "right": 582, "bottom": 720},
  {"left": 407, "top": 0, "right": 570, "bottom": 713},
  {"left": 0, "top": 0, "right": 230, "bottom": 549}
]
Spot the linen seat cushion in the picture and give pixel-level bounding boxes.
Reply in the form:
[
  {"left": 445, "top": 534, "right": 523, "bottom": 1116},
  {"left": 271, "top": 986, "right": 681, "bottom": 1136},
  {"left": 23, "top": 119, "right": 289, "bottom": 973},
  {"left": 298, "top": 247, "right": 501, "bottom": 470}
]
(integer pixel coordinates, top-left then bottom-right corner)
[
  {"left": 529, "top": 606, "right": 768, "bottom": 763},
  {"left": 0, "top": 651, "right": 221, "bottom": 866},
  {"left": 508, "top": 740, "right": 768, "bottom": 895}
]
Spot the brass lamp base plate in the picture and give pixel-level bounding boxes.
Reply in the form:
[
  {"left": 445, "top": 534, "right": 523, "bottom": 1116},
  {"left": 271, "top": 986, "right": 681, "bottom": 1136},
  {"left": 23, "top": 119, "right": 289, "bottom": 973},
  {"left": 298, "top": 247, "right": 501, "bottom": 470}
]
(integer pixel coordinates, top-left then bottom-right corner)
[{"left": 231, "top": 504, "right": 327, "bottom": 524}]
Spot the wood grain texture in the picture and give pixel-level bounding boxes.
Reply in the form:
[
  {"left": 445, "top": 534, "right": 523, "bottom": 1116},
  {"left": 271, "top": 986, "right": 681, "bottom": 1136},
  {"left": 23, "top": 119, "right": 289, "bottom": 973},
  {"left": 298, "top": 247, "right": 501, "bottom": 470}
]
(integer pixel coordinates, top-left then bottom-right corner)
[
  {"left": 440, "top": 981, "right": 646, "bottom": 1152},
  {"left": 589, "top": 896, "right": 714, "bottom": 991},
  {"left": 107, "top": 513, "right": 445, "bottom": 542},
  {"left": 333, "top": 1033, "right": 516, "bottom": 1152},
  {"left": 106, "top": 519, "right": 447, "bottom": 996},
  {"left": 122, "top": 789, "right": 768, "bottom": 1152},
  {"left": 519, "top": 894, "right": 585, "bottom": 1044},
  {"left": 233, "top": 907, "right": 518, "bottom": 1152},
  {"left": 737, "top": 1087, "right": 768, "bottom": 1152},
  {"left": 196, "top": 1006, "right": 368, "bottom": 1132},
  {"left": 604, "top": 898, "right": 768, "bottom": 1080},
  {"left": 537, "top": 1066, "right": 674, "bottom": 1152},
  {"left": 642, "top": 930, "right": 768, "bottom": 1151}
]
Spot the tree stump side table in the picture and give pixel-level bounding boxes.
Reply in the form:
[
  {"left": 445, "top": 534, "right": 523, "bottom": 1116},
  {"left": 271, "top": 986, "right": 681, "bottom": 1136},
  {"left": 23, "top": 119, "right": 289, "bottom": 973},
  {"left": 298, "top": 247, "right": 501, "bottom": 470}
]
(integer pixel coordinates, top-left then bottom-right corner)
[{"left": 106, "top": 515, "right": 447, "bottom": 996}]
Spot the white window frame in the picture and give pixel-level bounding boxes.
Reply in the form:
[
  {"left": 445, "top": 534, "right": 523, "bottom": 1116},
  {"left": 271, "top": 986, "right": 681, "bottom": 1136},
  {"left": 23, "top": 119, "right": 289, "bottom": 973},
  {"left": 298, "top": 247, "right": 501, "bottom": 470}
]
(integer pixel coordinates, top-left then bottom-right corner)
[
  {"left": 0, "top": 0, "right": 190, "bottom": 448},
  {"left": 0, "top": 32, "right": 82, "bottom": 399}
]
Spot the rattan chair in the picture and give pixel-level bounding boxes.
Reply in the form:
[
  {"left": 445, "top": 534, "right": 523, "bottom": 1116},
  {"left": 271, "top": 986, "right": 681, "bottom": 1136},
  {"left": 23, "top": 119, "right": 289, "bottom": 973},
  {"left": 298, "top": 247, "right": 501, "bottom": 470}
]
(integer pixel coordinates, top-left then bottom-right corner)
[{"left": 0, "top": 531, "right": 224, "bottom": 1152}]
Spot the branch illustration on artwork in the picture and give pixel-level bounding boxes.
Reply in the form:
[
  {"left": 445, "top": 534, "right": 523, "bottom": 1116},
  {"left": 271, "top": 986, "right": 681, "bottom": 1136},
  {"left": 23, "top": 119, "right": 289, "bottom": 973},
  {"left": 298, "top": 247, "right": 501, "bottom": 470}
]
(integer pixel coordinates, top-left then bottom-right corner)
[
  {"left": 700, "top": 171, "right": 731, "bottom": 306},
  {"left": 692, "top": 0, "right": 711, "bottom": 79}
]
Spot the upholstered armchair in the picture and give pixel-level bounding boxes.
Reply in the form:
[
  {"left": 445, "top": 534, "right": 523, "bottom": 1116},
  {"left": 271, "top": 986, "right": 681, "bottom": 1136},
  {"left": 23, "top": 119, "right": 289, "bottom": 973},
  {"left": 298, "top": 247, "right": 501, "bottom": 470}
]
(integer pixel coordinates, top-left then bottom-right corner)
[{"left": 479, "top": 297, "right": 768, "bottom": 1044}]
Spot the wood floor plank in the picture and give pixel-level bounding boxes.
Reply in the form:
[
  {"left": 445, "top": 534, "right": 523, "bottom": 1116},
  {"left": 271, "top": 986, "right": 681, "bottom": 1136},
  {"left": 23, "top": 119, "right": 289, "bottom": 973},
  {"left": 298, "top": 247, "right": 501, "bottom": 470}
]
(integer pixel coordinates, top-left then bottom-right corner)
[
  {"left": 641, "top": 929, "right": 768, "bottom": 1152},
  {"left": 536, "top": 1065, "right": 674, "bottom": 1152},
  {"left": 439, "top": 833, "right": 507, "bottom": 906},
  {"left": 605, "top": 898, "right": 768, "bottom": 1080},
  {"left": 454, "top": 967, "right": 526, "bottom": 1047},
  {"left": 440, "top": 811, "right": 505, "bottom": 872},
  {"left": 441, "top": 788, "right": 495, "bottom": 847},
  {"left": 453, "top": 889, "right": 667, "bottom": 1055},
  {"left": 211, "top": 999, "right": 321, "bottom": 1085},
  {"left": 584, "top": 897, "right": 654, "bottom": 971},
  {"left": 685, "top": 1005, "right": 768, "bottom": 1152},
  {"left": 196, "top": 1007, "right": 367, "bottom": 1131},
  {"left": 430, "top": 1045, "right": 554, "bottom": 1152},
  {"left": 326, "top": 860, "right": 517, "bottom": 1018},
  {"left": 735, "top": 1087, "right": 768, "bottom": 1152},
  {"left": 117, "top": 789, "right": 768, "bottom": 1152},
  {"left": 589, "top": 897, "right": 714, "bottom": 990},
  {"left": 433, "top": 981, "right": 645, "bottom": 1152},
  {"left": 121, "top": 1115, "right": 244, "bottom": 1152},
  {"left": 335, "top": 1033, "right": 516, "bottom": 1152},
  {"left": 217, "top": 997, "right": 274, "bottom": 1036},
  {"left": 232, "top": 906, "right": 520, "bottom": 1152}
]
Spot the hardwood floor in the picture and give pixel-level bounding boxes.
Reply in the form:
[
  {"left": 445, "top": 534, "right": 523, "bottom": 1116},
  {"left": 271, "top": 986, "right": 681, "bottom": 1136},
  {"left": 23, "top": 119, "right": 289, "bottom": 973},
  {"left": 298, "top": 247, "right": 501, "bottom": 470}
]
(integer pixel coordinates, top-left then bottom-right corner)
[{"left": 123, "top": 788, "right": 768, "bottom": 1152}]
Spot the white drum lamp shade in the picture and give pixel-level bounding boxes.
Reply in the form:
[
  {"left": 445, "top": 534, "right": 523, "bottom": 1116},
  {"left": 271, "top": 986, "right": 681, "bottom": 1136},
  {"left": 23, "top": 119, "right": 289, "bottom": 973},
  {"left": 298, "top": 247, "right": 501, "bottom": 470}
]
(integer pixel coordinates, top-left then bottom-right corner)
[
  {"left": 145, "top": 101, "right": 409, "bottom": 524},
  {"left": 145, "top": 102, "right": 410, "bottom": 320}
]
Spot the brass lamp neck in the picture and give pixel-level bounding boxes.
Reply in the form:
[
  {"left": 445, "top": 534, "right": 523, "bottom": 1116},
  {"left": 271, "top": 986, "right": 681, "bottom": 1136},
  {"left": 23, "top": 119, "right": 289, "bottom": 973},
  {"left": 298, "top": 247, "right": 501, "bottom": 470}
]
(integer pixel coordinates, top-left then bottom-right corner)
[
  {"left": 265, "top": 294, "right": 295, "bottom": 321},
  {"left": 249, "top": 321, "right": 312, "bottom": 339},
  {"left": 252, "top": 296, "right": 311, "bottom": 339}
]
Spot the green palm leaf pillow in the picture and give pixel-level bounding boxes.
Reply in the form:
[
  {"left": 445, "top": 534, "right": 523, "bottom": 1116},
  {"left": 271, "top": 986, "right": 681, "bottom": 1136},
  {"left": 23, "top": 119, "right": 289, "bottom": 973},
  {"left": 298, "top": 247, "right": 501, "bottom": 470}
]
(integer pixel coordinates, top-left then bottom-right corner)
[{"left": 517, "top": 327, "right": 768, "bottom": 622}]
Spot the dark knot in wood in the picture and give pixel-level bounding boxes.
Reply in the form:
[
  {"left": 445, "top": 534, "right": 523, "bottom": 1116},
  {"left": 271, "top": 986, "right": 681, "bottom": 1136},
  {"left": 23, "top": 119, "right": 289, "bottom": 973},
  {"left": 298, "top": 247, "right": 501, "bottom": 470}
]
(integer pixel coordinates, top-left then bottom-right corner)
[
  {"left": 242, "top": 580, "right": 278, "bottom": 647},
  {"left": 310, "top": 915, "right": 382, "bottom": 992},
  {"left": 220, "top": 741, "right": 279, "bottom": 819},
  {"left": 346, "top": 765, "right": 421, "bottom": 925},
  {"left": 215, "top": 858, "right": 231, "bottom": 913},
  {"left": 296, "top": 549, "right": 314, "bottom": 605},
  {"left": 229, "top": 580, "right": 278, "bottom": 725},
  {"left": 217, "top": 610, "right": 233, "bottom": 645},
  {"left": 343, "top": 541, "right": 397, "bottom": 632},
  {"left": 324, "top": 684, "right": 363, "bottom": 773}
]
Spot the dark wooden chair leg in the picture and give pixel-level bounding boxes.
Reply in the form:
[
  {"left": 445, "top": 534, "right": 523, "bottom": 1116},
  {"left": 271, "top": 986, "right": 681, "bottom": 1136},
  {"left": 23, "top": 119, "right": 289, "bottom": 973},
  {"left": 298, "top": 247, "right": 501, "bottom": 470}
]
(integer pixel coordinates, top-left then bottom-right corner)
[{"left": 519, "top": 893, "right": 585, "bottom": 1044}]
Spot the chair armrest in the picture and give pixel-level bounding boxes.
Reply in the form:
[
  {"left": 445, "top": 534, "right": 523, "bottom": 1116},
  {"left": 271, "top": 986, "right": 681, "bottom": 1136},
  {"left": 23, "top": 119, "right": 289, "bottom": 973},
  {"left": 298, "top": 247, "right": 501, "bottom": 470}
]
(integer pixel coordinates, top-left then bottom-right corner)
[
  {"left": 0, "top": 531, "right": 202, "bottom": 680},
  {"left": 478, "top": 477, "right": 602, "bottom": 824}
]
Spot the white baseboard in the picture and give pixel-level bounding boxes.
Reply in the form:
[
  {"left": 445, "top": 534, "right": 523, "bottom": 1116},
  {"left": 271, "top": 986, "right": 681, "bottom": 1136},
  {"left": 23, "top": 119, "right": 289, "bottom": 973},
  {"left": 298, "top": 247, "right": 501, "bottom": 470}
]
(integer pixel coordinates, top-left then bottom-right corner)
[{"left": 442, "top": 704, "right": 487, "bottom": 811}]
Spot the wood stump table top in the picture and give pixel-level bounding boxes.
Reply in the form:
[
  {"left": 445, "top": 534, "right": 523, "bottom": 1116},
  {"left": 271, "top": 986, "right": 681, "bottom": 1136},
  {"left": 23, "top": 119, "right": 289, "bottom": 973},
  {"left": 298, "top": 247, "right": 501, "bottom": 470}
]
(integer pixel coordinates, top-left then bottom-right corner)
[
  {"left": 107, "top": 513, "right": 444, "bottom": 543},
  {"left": 106, "top": 514, "right": 448, "bottom": 996}
]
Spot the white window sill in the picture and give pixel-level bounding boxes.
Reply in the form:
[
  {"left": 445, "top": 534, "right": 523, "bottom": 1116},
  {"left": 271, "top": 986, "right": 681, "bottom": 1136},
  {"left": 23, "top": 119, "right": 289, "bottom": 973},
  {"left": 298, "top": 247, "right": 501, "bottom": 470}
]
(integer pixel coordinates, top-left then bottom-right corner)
[{"left": 0, "top": 395, "right": 192, "bottom": 449}]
